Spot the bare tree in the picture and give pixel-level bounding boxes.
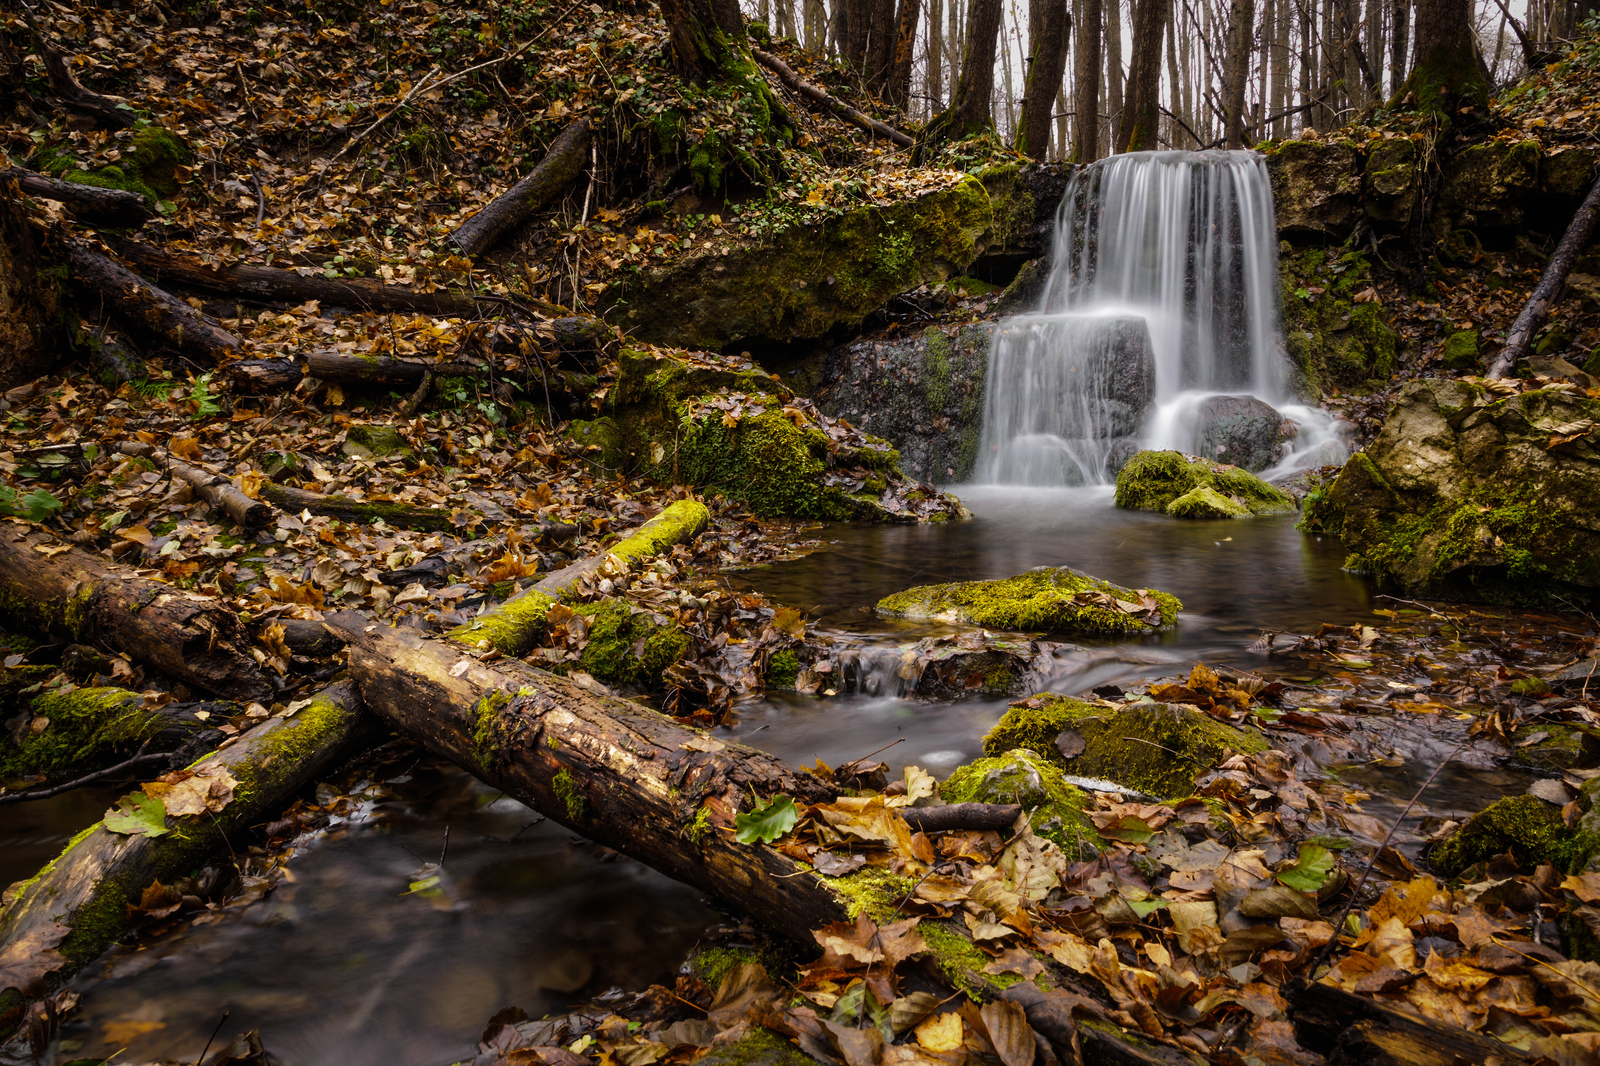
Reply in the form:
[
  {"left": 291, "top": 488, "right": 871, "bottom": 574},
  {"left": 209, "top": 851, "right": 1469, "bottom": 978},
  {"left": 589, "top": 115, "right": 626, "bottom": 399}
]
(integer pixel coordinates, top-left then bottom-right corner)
[
  {"left": 887, "top": 0, "right": 922, "bottom": 106},
  {"left": 1397, "top": 0, "right": 1486, "bottom": 109},
  {"left": 923, "top": 0, "right": 1005, "bottom": 145},
  {"left": 1018, "top": 0, "right": 1072, "bottom": 156},
  {"left": 1073, "top": 0, "right": 1103, "bottom": 157},
  {"left": 1220, "top": 0, "right": 1255, "bottom": 145},
  {"left": 1117, "top": 0, "right": 1171, "bottom": 150}
]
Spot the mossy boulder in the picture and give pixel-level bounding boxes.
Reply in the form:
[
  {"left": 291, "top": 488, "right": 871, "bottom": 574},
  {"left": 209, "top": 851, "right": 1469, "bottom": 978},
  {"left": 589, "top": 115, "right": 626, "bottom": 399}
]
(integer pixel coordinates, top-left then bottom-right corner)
[
  {"left": 941, "top": 748, "right": 1097, "bottom": 852},
  {"left": 341, "top": 423, "right": 413, "bottom": 460},
  {"left": 1434, "top": 139, "right": 1541, "bottom": 237},
  {"left": 1167, "top": 485, "right": 1252, "bottom": 519},
  {"left": 567, "top": 416, "right": 626, "bottom": 474},
  {"left": 1439, "top": 330, "right": 1481, "bottom": 372},
  {"left": 1431, "top": 794, "right": 1599, "bottom": 876},
  {"left": 1302, "top": 378, "right": 1600, "bottom": 608},
  {"left": 1264, "top": 140, "right": 1362, "bottom": 239},
  {"left": 561, "top": 600, "right": 690, "bottom": 688},
  {"left": 1114, "top": 450, "right": 1296, "bottom": 516},
  {"left": 1362, "top": 138, "right": 1418, "bottom": 226},
  {"left": 1279, "top": 248, "right": 1398, "bottom": 396},
  {"left": 36, "top": 126, "right": 192, "bottom": 203},
  {"left": 983, "top": 695, "right": 1267, "bottom": 797},
  {"left": 609, "top": 347, "right": 968, "bottom": 522},
  {"left": 875, "top": 566, "right": 1180, "bottom": 635}
]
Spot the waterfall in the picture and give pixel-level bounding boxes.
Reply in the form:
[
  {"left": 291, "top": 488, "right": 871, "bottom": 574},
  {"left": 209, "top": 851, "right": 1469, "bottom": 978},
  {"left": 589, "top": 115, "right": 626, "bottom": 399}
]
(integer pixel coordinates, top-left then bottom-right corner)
[{"left": 975, "top": 150, "right": 1347, "bottom": 487}]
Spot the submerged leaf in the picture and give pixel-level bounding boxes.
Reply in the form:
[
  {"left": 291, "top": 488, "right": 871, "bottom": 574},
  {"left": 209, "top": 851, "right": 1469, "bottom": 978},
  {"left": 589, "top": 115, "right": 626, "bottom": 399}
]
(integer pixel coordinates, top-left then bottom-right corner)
[{"left": 1277, "top": 843, "right": 1336, "bottom": 892}]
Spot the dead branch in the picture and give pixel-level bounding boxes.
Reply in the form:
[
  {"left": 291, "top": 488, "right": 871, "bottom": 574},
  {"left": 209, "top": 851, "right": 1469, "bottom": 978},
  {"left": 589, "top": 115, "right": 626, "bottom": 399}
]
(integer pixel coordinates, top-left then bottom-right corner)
[
  {"left": 1488, "top": 169, "right": 1600, "bottom": 377},
  {"left": 448, "top": 118, "right": 593, "bottom": 257},
  {"left": 751, "top": 49, "right": 915, "bottom": 148}
]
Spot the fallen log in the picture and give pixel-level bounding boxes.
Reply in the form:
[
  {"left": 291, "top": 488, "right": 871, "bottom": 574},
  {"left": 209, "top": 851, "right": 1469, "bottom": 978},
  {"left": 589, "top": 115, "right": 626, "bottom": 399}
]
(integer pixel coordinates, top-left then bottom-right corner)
[
  {"left": 0, "top": 682, "right": 368, "bottom": 1024},
  {"left": 22, "top": 10, "right": 135, "bottom": 130},
  {"left": 103, "top": 239, "right": 481, "bottom": 317},
  {"left": 1487, "top": 168, "right": 1600, "bottom": 378},
  {"left": 117, "top": 442, "right": 272, "bottom": 528},
  {"left": 751, "top": 49, "right": 914, "bottom": 148},
  {"left": 1, "top": 170, "right": 153, "bottom": 225},
  {"left": 65, "top": 242, "right": 241, "bottom": 364},
  {"left": 449, "top": 118, "right": 592, "bottom": 257},
  {"left": 0, "top": 528, "right": 272, "bottom": 702},
  {"left": 258, "top": 481, "right": 470, "bottom": 533},
  {"left": 225, "top": 358, "right": 302, "bottom": 394},
  {"left": 1286, "top": 978, "right": 1536, "bottom": 1065},
  {"left": 450, "top": 499, "right": 710, "bottom": 655},
  {"left": 899, "top": 802, "right": 1022, "bottom": 833}
]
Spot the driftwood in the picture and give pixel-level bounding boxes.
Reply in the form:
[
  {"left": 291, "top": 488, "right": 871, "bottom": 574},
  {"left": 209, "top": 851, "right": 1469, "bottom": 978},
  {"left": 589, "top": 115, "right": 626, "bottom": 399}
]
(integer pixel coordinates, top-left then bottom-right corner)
[
  {"left": 449, "top": 118, "right": 592, "bottom": 257},
  {"left": 1286, "top": 979, "right": 1537, "bottom": 1065},
  {"left": 1488, "top": 169, "right": 1600, "bottom": 378},
  {"left": 751, "top": 49, "right": 914, "bottom": 148},
  {"left": 451, "top": 499, "right": 711, "bottom": 655},
  {"left": 1, "top": 169, "right": 152, "bottom": 225},
  {"left": 0, "top": 683, "right": 368, "bottom": 1015},
  {"left": 0, "top": 527, "right": 272, "bottom": 702},
  {"left": 104, "top": 239, "right": 481, "bottom": 317},
  {"left": 117, "top": 442, "right": 272, "bottom": 528},
  {"left": 65, "top": 243, "right": 241, "bottom": 364}
]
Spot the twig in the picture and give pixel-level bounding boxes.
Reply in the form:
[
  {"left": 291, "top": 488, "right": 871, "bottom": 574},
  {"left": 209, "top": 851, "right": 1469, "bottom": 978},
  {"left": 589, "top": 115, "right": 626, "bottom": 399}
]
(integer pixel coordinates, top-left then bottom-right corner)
[
  {"left": 327, "top": 64, "right": 443, "bottom": 167},
  {"left": 0, "top": 745, "right": 171, "bottom": 806},
  {"left": 194, "top": 1010, "right": 230, "bottom": 1066}
]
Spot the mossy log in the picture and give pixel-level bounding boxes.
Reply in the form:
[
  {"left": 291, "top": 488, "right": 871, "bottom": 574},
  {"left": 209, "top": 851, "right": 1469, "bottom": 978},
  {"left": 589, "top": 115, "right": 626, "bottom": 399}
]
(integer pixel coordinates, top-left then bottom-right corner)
[
  {"left": 0, "top": 529, "right": 272, "bottom": 702},
  {"left": 116, "top": 441, "right": 272, "bottom": 528},
  {"left": 257, "top": 481, "right": 464, "bottom": 533},
  {"left": 0, "top": 682, "right": 368, "bottom": 1015},
  {"left": 1, "top": 686, "right": 224, "bottom": 786},
  {"left": 64, "top": 242, "right": 241, "bottom": 364},
  {"left": 448, "top": 118, "right": 592, "bottom": 257},
  {"left": 451, "top": 499, "right": 711, "bottom": 655},
  {"left": 1, "top": 169, "right": 153, "bottom": 225},
  {"left": 327, "top": 613, "right": 1177, "bottom": 1066},
  {"left": 104, "top": 238, "right": 480, "bottom": 317},
  {"left": 1488, "top": 170, "right": 1600, "bottom": 378},
  {"left": 750, "top": 49, "right": 913, "bottom": 148},
  {"left": 1286, "top": 978, "right": 1537, "bottom": 1065}
]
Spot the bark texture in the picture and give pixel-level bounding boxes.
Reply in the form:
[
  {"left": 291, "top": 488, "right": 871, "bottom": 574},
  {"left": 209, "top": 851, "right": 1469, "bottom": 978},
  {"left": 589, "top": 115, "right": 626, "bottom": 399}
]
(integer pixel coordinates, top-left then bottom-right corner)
[
  {"left": 1073, "top": 0, "right": 1102, "bottom": 160},
  {"left": 0, "top": 182, "right": 65, "bottom": 391},
  {"left": 1286, "top": 979, "right": 1537, "bottom": 1065},
  {"left": 922, "top": 0, "right": 1004, "bottom": 148},
  {"left": 117, "top": 442, "right": 273, "bottom": 528},
  {"left": 449, "top": 119, "right": 592, "bottom": 257},
  {"left": 1399, "top": 0, "right": 1487, "bottom": 111},
  {"left": 1117, "top": 0, "right": 1172, "bottom": 152},
  {"left": 1220, "top": 0, "right": 1255, "bottom": 148},
  {"left": 1018, "top": 0, "right": 1071, "bottom": 159},
  {"left": 65, "top": 243, "right": 240, "bottom": 364},
  {"left": 1, "top": 170, "right": 152, "bottom": 225}
]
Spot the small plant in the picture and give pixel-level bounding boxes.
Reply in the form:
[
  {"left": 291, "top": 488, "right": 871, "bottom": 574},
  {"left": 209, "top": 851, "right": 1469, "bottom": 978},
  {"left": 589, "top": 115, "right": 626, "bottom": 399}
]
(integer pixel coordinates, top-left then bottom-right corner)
[{"left": 0, "top": 486, "right": 65, "bottom": 522}]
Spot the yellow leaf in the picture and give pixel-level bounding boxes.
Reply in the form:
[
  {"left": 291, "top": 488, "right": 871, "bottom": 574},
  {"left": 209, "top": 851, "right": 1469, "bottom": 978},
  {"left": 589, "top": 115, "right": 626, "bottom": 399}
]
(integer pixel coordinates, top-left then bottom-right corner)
[
  {"left": 169, "top": 436, "right": 203, "bottom": 460},
  {"left": 915, "top": 1012, "right": 964, "bottom": 1052}
]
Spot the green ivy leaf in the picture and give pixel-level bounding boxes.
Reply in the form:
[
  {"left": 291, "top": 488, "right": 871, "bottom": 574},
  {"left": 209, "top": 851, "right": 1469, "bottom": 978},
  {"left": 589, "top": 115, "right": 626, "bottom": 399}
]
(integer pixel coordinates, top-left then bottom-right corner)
[
  {"left": 1277, "top": 842, "right": 1336, "bottom": 892},
  {"left": 103, "top": 792, "right": 170, "bottom": 838},
  {"left": 734, "top": 794, "right": 799, "bottom": 844}
]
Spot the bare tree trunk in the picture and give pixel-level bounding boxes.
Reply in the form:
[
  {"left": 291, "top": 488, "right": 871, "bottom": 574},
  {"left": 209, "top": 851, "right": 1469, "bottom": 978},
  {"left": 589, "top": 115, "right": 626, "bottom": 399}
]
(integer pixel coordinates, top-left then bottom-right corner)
[
  {"left": 1117, "top": 0, "right": 1170, "bottom": 150},
  {"left": 804, "top": 0, "right": 824, "bottom": 49},
  {"left": 1221, "top": 0, "right": 1256, "bottom": 146},
  {"left": 1388, "top": 0, "right": 1409, "bottom": 93},
  {"left": 1258, "top": 0, "right": 1274, "bottom": 137},
  {"left": 1105, "top": 0, "right": 1124, "bottom": 136},
  {"left": 1073, "top": 0, "right": 1102, "bottom": 158},
  {"left": 1398, "top": 0, "right": 1485, "bottom": 110},
  {"left": 0, "top": 182, "right": 65, "bottom": 391},
  {"left": 867, "top": 0, "right": 901, "bottom": 92},
  {"left": 887, "top": 0, "right": 923, "bottom": 107},
  {"left": 921, "top": 0, "right": 1004, "bottom": 144},
  {"left": 1019, "top": 0, "right": 1072, "bottom": 157},
  {"left": 1164, "top": 6, "right": 1181, "bottom": 144},
  {"left": 1002, "top": 6, "right": 1019, "bottom": 135},
  {"left": 1272, "top": 0, "right": 1290, "bottom": 134},
  {"left": 1488, "top": 171, "right": 1600, "bottom": 378},
  {"left": 927, "top": 0, "right": 946, "bottom": 107}
]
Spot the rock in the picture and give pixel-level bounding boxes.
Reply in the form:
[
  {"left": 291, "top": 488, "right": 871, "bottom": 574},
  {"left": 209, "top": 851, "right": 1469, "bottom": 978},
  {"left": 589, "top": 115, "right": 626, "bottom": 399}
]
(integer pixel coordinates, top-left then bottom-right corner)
[
  {"left": 1439, "top": 330, "right": 1481, "bottom": 373},
  {"left": 1529, "top": 353, "right": 1599, "bottom": 389},
  {"left": 940, "top": 748, "right": 1096, "bottom": 851},
  {"left": 341, "top": 424, "right": 413, "bottom": 460},
  {"left": 1553, "top": 656, "right": 1600, "bottom": 686},
  {"left": 1434, "top": 139, "right": 1541, "bottom": 236},
  {"left": 875, "top": 566, "right": 1181, "bottom": 635},
  {"left": 1305, "top": 378, "right": 1600, "bottom": 607},
  {"left": 1535, "top": 323, "right": 1574, "bottom": 358},
  {"left": 1430, "top": 794, "right": 1591, "bottom": 876},
  {"left": 1265, "top": 140, "right": 1362, "bottom": 238},
  {"left": 1362, "top": 138, "right": 1418, "bottom": 227},
  {"left": 983, "top": 695, "right": 1268, "bottom": 797},
  {"left": 1114, "top": 450, "right": 1297, "bottom": 516},
  {"left": 566, "top": 416, "right": 625, "bottom": 474},
  {"left": 607, "top": 347, "right": 968, "bottom": 522},
  {"left": 1278, "top": 247, "right": 1398, "bottom": 395},
  {"left": 1167, "top": 485, "right": 1251, "bottom": 518},
  {"left": 1568, "top": 272, "right": 1600, "bottom": 313},
  {"left": 1195, "top": 394, "right": 1286, "bottom": 471}
]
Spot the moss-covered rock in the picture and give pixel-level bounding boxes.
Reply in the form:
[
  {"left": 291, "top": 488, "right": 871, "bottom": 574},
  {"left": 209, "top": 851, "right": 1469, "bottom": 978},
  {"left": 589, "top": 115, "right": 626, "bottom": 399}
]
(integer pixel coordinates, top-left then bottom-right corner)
[
  {"left": 1434, "top": 140, "right": 1541, "bottom": 237},
  {"left": 36, "top": 125, "right": 192, "bottom": 203},
  {"left": 875, "top": 566, "right": 1180, "bottom": 635},
  {"left": 1439, "top": 330, "right": 1481, "bottom": 372},
  {"left": 983, "top": 695, "right": 1267, "bottom": 797},
  {"left": 567, "top": 416, "right": 626, "bottom": 475},
  {"left": 562, "top": 600, "right": 690, "bottom": 688},
  {"left": 1431, "top": 794, "right": 1599, "bottom": 876},
  {"left": 941, "top": 748, "right": 1097, "bottom": 851},
  {"left": 341, "top": 423, "right": 413, "bottom": 460},
  {"left": 1303, "top": 378, "right": 1600, "bottom": 607},
  {"left": 1114, "top": 450, "right": 1296, "bottom": 516},
  {"left": 1362, "top": 138, "right": 1418, "bottom": 226},
  {"left": 1279, "top": 248, "right": 1399, "bottom": 396},
  {"left": 1167, "top": 485, "right": 1252, "bottom": 519},
  {"left": 1265, "top": 140, "right": 1362, "bottom": 239}
]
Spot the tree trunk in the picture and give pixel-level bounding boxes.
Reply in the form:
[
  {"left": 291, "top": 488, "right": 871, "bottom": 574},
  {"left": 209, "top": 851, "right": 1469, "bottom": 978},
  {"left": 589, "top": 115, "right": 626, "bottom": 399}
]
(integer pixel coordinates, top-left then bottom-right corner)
[
  {"left": 1074, "top": 0, "right": 1102, "bottom": 158},
  {"left": 1104, "top": 0, "right": 1125, "bottom": 136},
  {"left": 660, "top": 0, "right": 757, "bottom": 84},
  {"left": 1117, "top": 0, "right": 1170, "bottom": 151},
  {"left": 1220, "top": 0, "right": 1255, "bottom": 147},
  {"left": 886, "top": 0, "right": 922, "bottom": 109},
  {"left": 867, "top": 0, "right": 901, "bottom": 93},
  {"left": 2, "top": 170, "right": 152, "bottom": 225},
  {"left": 1017, "top": 0, "right": 1070, "bottom": 158},
  {"left": 927, "top": 0, "right": 945, "bottom": 109},
  {"left": 449, "top": 119, "right": 592, "bottom": 258},
  {"left": 921, "top": 0, "right": 1004, "bottom": 147},
  {"left": 65, "top": 243, "right": 241, "bottom": 365},
  {"left": 1487, "top": 171, "right": 1600, "bottom": 378},
  {"left": 105, "top": 239, "right": 480, "bottom": 317},
  {"left": 1390, "top": 0, "right": 1410, "bottom": 96},
  {"left": 257, "top": 481, "right": 472, "bottom": 534},
  {"left": 0, "top": 181, "right": 66, "bottom": 392},
  {"left": 0, "top": 683, "right": 368, "bottom": 1010},
  {"left": 754, "top": 48, "right": 916, "bottom": 145},
  {"left": 1400, "top": 0, "right": 1483, "bottom": 110},
  {"left": 0, "top": 529, "right": 273, "bottom": 702}
]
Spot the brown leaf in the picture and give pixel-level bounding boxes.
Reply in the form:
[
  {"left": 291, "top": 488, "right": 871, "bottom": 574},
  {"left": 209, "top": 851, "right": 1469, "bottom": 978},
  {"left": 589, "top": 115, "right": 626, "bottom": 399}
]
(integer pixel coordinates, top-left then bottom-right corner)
[
  {"left": 0, "top": 920, "right": 70, "bottom": 993},
  {"left": 978, "top": 999, "right": 1036, "bottom": 1066}
]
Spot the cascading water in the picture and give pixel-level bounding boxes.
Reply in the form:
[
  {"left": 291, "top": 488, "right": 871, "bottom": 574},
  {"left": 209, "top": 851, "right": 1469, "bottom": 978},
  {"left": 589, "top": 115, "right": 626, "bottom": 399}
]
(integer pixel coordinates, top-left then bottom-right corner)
[{"left": 975, "top": 150, "right": 1347, "bottom": 486}]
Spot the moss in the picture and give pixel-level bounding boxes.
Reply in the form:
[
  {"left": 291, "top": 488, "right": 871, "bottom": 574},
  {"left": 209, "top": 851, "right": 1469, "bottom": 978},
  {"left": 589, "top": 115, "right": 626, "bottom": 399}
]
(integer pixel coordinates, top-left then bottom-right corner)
[
  {"left": 1440, "top": 331, "right": 1481, "bottom": 373},
  {"left": 821, "top": 865, "right": 918, "bottom": 922},
  {"left": 765, "top": 649, "right": 799, "bottom": 689},
  {"left": 921, "top": 921, "right": 1007, "bottom": 998},
  {"left": 689, "top": 945, "right": 758, "bottom": 987},
  {"left": 341, "top": 424, "right": 414, "bottom": 460},
  {"left": 1166, "top": 485, "right": 1251, "bottom": 519},
  {"left": 226, "top": 690, "right": 354, "bottom": 804},
  {"left": 1115, "top": 451, "right": 1296, "bottom": 516},
  {"left": 471, "top": 689, "right": 514, "bottom": 769},
  {"left": 36, "top": 125, "right": 193, "bottom": 203},
  {"left": 876, "top": 566, "right": 1180, "bottom": 635},
  {"left": 565, "top": 600, "right": 691, "bottom": 688},
  {"left": 553, "top": 767, "right": 586, "bottom": 821},
  {"left": 1431, "top": 795, "right": 1599, "bottom": 875},
  {"left": 941, "top": 748, "right": 1096, "bottom": 851},
  {"left": 685, "top": 802, "right": 716, "bottom": 848},
  {"left": 1279, "top": 249, "right": 1399, "bottom": 396},
  {"left": 982, "top": 698, "right": 1267, "bottom": 798},
  {"left": 567, "top": 416, "right": 626, "bottom": 473},
  {"left": 0, "top": 687, "right": 162, "bottom": 779},
  {"left": 695, "top": 1027, "right": 818, "bottom": 1066}
]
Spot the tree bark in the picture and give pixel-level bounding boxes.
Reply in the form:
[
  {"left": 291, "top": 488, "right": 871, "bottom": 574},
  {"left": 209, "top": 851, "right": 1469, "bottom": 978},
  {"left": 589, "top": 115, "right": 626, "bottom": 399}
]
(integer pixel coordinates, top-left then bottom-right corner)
[
  {"left": 104, "top": 239, "right": 480, "bottom": 317},
  {"left": 1487, "top": 171, "right": 1600, "bottom": 378},
  {"left": 1074, "top": 0, "right": 1103, "bottom": 159},
  {"left": 0, "top": 182, "right": 66, "bottom": 392},
  {"left": 0, "top": 683, "right": 368, "bottom": 1012},
  {"left": 1, "top": 170, "right": 152, "bottom": 226},
  {"left": 1285, "top": 979, "right": 1537, "bottom": 1065},
  {"left": 117, "top": 442, "right": 273, "bottom": 528},
  {"left": 257, "top": 481, "right": 469, "bottom": 534},
  {"left": 921, "top": 0, "right": 1005, "bottom": 148},
  {"left": 1398, "top": 0, "right": 1486, "bottom": 111},
  {"left": 1018, "top": 0, "right": 1071, "bottom": 158},
  {"left": 1390, "top": 0, "right": 1411, "bottom": 97},
  {"left": 65, "top": 243, "right": 241, "bottom": 365},
  {"left": 449, "top": 119, "right": 592, "bottom": 257},
  {"left": 1117, "top": 0, "right": 1171, "bottom": 151},
  {"left": 1104, "top": 0, "right": 1124, "bottom": 136},
  {"left": 1220, "top": 0, "right": 1255, "bottom": 147},
  {"left": 886, "top": 0, "right": 922, "bottom": 109},
  {"left": 753, "top": 48, "right": 915, "bottom": 145},
  {"left": 0, "top": 528, "right": 273, "bottom": 702}
]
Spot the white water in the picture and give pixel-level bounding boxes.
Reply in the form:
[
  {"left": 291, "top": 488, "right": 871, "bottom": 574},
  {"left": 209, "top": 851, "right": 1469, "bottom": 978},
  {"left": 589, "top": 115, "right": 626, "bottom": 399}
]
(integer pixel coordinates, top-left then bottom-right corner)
[{"left": 975, "top": 150, "right": 1348, "bottom": 486}]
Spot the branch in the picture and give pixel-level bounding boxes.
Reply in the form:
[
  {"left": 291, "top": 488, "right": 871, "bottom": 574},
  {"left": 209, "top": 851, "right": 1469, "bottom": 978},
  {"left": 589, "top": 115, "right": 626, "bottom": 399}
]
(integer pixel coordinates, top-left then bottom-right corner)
[{"left": 752, "top": 48, "right": 915, "bottom": 147}]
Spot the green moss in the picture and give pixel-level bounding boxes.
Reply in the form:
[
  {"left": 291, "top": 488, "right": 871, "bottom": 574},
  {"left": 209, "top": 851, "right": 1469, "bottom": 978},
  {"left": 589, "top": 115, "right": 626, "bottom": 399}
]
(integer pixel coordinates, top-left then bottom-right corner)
[
  {"left": 226, "top": 691, "right": 354, "bottom": 804},
  {"left": 1440, "top": 331, "right": 1481, "bottom": 373},
  {"left": 470, "top": 689, "right": 514, "bottom": 769},
  {"left": 561, "top": 599, "right": 691, "bottom": 688},
  {"left": 688, "top": 945, "right": 757, "bottom": 987},
  {"left": 765, "top": 649, "right": 799, "bottom": 689},
  {"left": 1431, "top": 795, "right": 1599, "bottom": 875},
  {"left": 685, "top": 802, "right": 716, "bottom": 848},
  {"left": 553, "top": 767, "right": 586, "bottom": 821},
  {"left": 695, "top": 1027, "right": 819, "bottom": 1066},
  {"left": 1, "top": 688, "right": 162, "bottom": 779},
  {"left": 821, "top": 865, "right": 917, "bottom": 921},
  {"left": 876, "top": 567, "right": 1180, "bottom": 635},
  {"left": 1166, "top": 485, "right": 1251, "bottom": 519},
  {"left": 36, "top": 125, "right": 192, "bottom": 203},
  {"left": 941, "top": 748, "right": 1096, "bottom": 851},
  {"left": 981, "top": 697, "right": 1267, "bottom": 798},
  {"left": 1115, "top": 451, "right": 1296, "bottom": 515},
  {"left": 1279, "top": 250, "right": 1399, "bottom": 396},
  {"left": 921, "top": 921, "right": 1007, "bottom": 998}
]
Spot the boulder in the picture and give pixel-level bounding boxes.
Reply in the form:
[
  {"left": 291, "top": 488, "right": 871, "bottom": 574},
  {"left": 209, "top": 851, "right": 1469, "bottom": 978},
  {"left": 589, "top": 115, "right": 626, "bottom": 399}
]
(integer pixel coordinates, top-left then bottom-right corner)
[
  {"left": 1305, "top": 378, "right": 1600, "bottom": 607},
  {"left": 1166, "top": 485, "right": 1251, "bottom": 518},
  {"left": 983, "top": 695, "right": 1267, "bottom": 797},
  {"left": 1114, "top": 450, "right": 1297, "bottom": 515},
  {"left": 1362, "top": 138, "right": 1418, "bottom": 227},
  {"left": 1439, "top": 331, "right": 1481, "bottom": 373},
  {"left": 1265, "top": 140, "right": 1362, "bottom": 239},
  {"left": 1429, "top": 794, "right": 1592, "bottom": 876},
  {"left": 939, "top": 748, "right": 1096, "bottom": 851},
  {"left": 1195, "top": 394, "right": 1286, "bottom": 471},
  {"left": 1434, "top": 139, "right": 1541, "bottom": 237},
  {"left": 875, "top": 566, "right": 1180, "bottom": 635}
]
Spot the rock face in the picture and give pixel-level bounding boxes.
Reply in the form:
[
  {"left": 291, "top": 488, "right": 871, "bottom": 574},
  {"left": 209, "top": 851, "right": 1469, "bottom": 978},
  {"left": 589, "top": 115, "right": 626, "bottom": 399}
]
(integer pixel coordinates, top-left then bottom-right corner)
[
  {"left": 875, "top": 566, "right": 1181, "bottom": 635},
  {"left": 809, "top": 323, "right": 992, "bottom": 483},
  {"left": 1305, "top": 378, "right": 1600, "bottom": 607},
  {"left": 1195, "top": 395, "right": 1286, "bottom": 471},
  {"left": 1267, "top": 140, "right": 1363, "bottom": 238},
  {"left": 1279, "top": 248, "right": 1398, "bottom": 395},
  {"left": 1114, "top": 450, "right": 1298, "bottom": 516}
]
